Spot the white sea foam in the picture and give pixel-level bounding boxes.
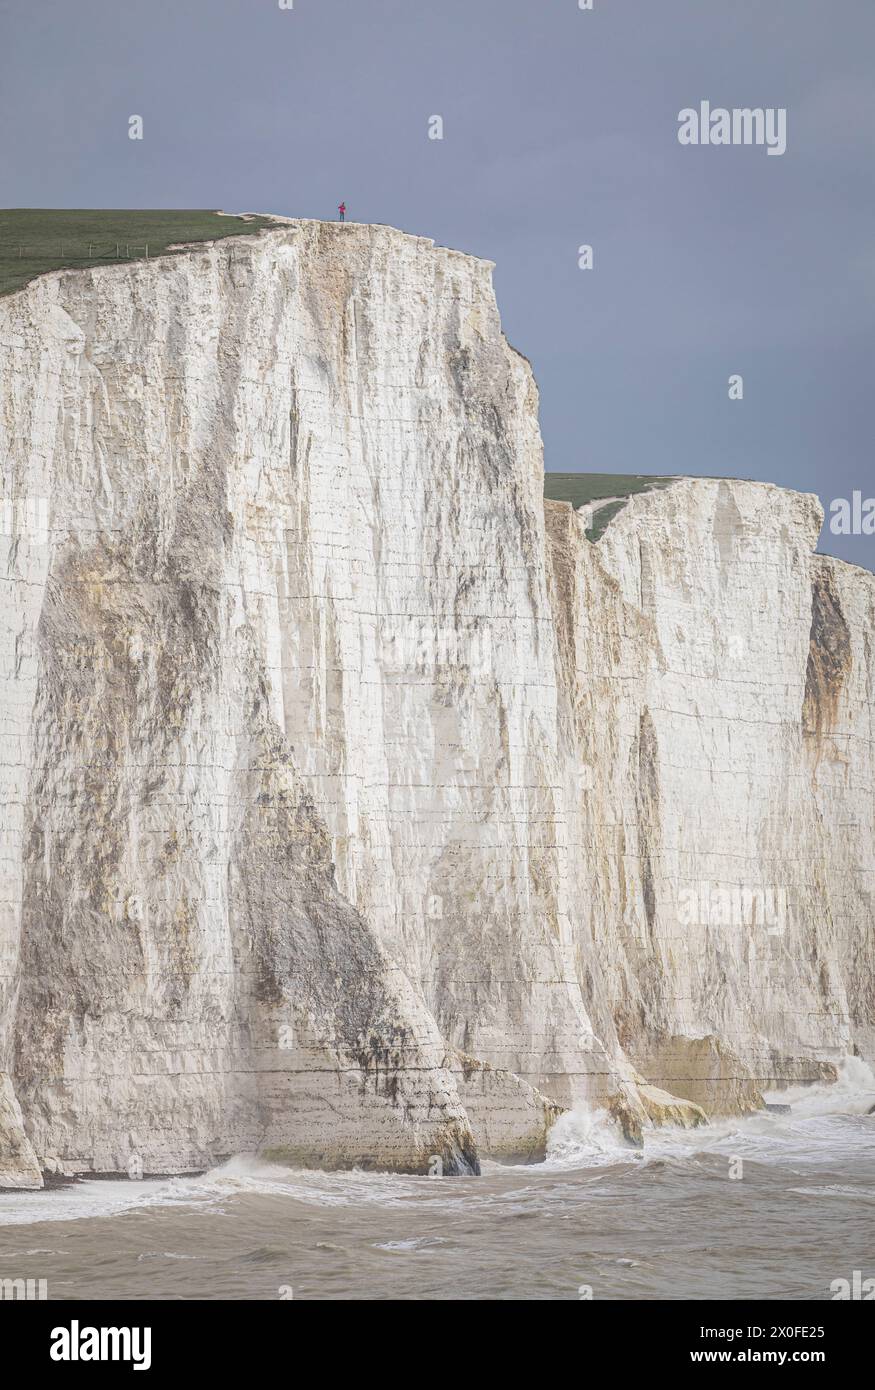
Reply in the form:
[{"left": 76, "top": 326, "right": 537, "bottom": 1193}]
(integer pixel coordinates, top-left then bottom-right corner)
[
  {"left": 544, "top": 1105, "right": 636, "bottom": 1170},
  {"left": 542, "top": 1055, "right": 875, "bottom": 1173},
  {"left": 0, "top": 1156, "right": 438, "bottom": 1227},
  {"left": 0, "top": 1058, "right": 872, "bottom": 1227}
]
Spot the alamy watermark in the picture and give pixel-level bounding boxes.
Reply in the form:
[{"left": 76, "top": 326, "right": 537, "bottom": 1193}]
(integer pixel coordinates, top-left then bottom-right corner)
[
  {"left": 678, "top": 102, "right": 787, "bottom": 157},
  {"left": 1, "top": 1277, "right": 48, "bottom": 1300},
  {"left": 50, "top": 1322, "right": 151, "bottom": 1370},
  {"left": 380, "top": 620, "right": 492, "bottom": 679},
  {"left": 678, "top": 881, "right": 789, "bottom": 936},
  {"left": 830, "top": 1270, "right": 875, "bottom": 1300},
  {"left": 0, "top": 496, "right": 49, "bottom": 545},
  {"left": 828, "top": 491, "right": 875, "bottom": 536}
]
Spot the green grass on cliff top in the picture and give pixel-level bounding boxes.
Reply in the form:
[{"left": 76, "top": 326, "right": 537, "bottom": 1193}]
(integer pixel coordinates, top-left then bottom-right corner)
[
  {"left": 544, "top": 472, "right": 676, "bottom": 540},
  {"left": 0, "top": 209, "right": 276, "bottom": 298}
]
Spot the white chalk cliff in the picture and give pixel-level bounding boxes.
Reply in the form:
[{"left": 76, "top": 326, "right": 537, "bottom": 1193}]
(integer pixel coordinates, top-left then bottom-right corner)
[{"left": 1, "top": 219, "right": 872, "bottom": 1188}]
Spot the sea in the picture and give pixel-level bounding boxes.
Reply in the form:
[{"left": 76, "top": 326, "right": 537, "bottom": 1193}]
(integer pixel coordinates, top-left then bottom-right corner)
[{"left": 2, "top": 1060, "right": 873, "bottom": 1301}]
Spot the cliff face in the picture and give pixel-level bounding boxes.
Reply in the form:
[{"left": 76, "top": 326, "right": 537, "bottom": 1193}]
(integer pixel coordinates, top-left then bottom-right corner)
[
  {"left": 546, "top": 486, "right": 875, "bottom": 1113},
  {"left": 0, "top": 220, "right": 872, "bottom": 1187}
]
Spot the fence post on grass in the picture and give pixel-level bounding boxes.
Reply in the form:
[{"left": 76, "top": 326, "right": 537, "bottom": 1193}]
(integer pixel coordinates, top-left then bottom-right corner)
[
  {"left": 145, "top": 244, "right": 149, "bottom": 258},
  {"left": 116, "top": 243, "right": 120, "bottom": 256}
]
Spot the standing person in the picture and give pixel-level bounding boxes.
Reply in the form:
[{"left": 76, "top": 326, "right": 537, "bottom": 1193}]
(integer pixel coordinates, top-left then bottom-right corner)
[{"left": 338, "top": 202, "right": 346, "bottom": 222}]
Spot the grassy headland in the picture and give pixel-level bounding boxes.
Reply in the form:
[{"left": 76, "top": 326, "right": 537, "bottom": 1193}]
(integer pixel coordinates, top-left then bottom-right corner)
[{"left": 0, "top": 209, "right": 276, "bottom": 298}]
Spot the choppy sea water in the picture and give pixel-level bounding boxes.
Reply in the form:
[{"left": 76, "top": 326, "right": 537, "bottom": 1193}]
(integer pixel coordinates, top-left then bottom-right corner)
[{"left": 2, "top": 1061, "right": 873, "bottom": 1301}]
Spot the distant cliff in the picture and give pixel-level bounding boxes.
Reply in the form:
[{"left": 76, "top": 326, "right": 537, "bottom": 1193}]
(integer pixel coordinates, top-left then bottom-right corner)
[{"left": 1, "top": 218, "right": 872, "bottom": 1187}]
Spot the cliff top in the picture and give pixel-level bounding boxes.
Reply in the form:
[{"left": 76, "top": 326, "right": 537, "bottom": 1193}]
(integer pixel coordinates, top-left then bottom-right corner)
[
  {"left": 0, "top": 209, "right": 277, "bottom": 298},
  {"left": 0, "top": 209, "right": 493, "bottom": 299},
  {"left": 544, "top": 472, "right": 678, "bottom": 540}
]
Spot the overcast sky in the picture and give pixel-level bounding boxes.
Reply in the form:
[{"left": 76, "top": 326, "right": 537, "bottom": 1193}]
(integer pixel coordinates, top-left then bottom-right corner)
[{"left": 2, "top": 0, "right": 873, "bottom": 568}]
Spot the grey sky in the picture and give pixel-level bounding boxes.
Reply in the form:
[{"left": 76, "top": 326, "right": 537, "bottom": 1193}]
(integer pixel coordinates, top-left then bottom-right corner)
[{"left": 2, "top": 0, "right": 873, "bottom": 568}]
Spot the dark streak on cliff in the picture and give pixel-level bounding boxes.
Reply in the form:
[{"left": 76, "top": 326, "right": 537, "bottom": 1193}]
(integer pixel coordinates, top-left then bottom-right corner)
[{"left": 803, "top": 564, "right": 852, "bottom": 749}]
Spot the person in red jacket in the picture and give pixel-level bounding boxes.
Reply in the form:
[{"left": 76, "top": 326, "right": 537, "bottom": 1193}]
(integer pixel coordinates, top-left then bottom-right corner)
[{"left": 338, "top": 202, "right": 346, "bottom": 222}]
